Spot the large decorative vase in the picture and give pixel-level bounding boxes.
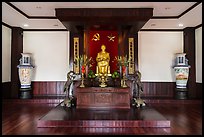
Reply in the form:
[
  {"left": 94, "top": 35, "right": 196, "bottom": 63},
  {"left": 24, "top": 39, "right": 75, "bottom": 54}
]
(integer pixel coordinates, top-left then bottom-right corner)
[
  {"left": 173, "top": 53, "right": 190, "bottom": 99},
  {"left": 17, "top": 53, "right": 34, "bottom": 99}
]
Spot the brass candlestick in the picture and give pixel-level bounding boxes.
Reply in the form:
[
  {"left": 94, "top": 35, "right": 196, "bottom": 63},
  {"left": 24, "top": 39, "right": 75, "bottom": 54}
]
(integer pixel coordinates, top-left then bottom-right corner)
[
  {"left": 121, "top": 72, "right": 127, "bottom": 87},
  {"left": 80, "top": 73, "right": 85, "bottom": 87},
  {"left": 121, "top": 66, "right": 127, "bottom": 87}
]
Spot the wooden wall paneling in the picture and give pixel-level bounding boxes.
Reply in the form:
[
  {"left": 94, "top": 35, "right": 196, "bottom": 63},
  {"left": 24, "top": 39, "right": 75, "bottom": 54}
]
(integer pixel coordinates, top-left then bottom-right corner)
[
  {"left": 57, "top": 81, "right": 66, "bottom": 96},
  {"left": 141, "top": 82, "right": 175, "bottom": 98},
  {"left": 29, "top": 81, "right": 201, "bottom": 99},
  {"left": 11, "top": 27, "right": 23, "bottom": 98},
  {"left": 49, "top": 81, "right": 55, "bottom": 94},
  {"left": 196, "top": 83, "right": 202, "bottom": 99},
  {"left": 44, "top": 82, "right": 47, "bottom": 95},
  {"left": 2, "top": 82, "right": 11, "bottom": 99},
  {"left": 32, "top": 81, "right": 65, "bottom": 98},
  {"left": 183, "top": 27, "right": 196, "bottom": 99},
  {"left": 32, "top": 81, "right": 39, "bottom": 95},
  {"left": 55, "top": 81, "right": 59, "bottom": 95}
]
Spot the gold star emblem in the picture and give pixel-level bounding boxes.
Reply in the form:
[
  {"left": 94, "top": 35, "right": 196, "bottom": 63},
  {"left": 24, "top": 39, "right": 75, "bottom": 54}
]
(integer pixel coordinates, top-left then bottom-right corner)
[{"left": 107, "top": 34, "right": 116, "bottom": 42}]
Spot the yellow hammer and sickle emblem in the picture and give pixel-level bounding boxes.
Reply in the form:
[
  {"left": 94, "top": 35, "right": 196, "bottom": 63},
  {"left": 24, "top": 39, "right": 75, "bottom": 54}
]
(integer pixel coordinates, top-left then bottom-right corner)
[{"left": 92, "top": 33, "right": 100, "bottom": 41}]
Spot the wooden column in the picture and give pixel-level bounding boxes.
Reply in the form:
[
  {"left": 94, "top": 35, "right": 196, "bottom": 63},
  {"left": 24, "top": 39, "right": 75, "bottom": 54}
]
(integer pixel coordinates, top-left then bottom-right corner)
[
  {"left": 11, "top": 27, "right": 23, "bottom": 98},
  {"left": 183, "top": 27, "right": 196, "bottom": 99}
]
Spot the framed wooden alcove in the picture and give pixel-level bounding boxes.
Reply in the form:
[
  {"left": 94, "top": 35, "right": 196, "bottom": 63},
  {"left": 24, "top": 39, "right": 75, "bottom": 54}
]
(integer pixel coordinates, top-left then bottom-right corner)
[
  {"left": 55, "top": 8, "right": 153, "bottom": 108},
  {"left": 56, "top": 8, "right": 153, "bottom": 74}
]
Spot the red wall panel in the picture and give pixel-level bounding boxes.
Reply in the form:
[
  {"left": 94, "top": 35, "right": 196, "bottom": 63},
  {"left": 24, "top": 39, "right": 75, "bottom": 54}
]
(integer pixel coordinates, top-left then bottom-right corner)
[{"left": 89, "top": 30, "right": 118, "bottom": 73}]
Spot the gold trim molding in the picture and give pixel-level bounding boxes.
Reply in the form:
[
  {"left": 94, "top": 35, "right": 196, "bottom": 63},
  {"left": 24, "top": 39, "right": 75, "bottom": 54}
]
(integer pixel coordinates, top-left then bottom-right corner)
[
  {"left": 74, "top": 37, "right": 80, "bottom": 74},
  {"left": 128, "top": 38, "right": 135, "bottom": 74}
]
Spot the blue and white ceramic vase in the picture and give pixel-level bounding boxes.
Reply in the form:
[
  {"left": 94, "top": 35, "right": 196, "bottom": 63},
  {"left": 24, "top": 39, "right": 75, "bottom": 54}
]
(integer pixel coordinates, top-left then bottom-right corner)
[
  {"left": 17, "top": 53, "right": 34, "bottom": 99},
  {"left": 173, "top": 53, "right": 190, "bottom": 89}
]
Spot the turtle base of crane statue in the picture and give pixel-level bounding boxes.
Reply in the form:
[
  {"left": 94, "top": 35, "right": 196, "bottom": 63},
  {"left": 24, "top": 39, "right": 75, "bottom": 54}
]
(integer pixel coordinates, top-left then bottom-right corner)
[
  {"left": 132, "top": 97, "right": 146, "bottom": 108},
  {"left": 61, "top": 96, "right": 76, "bottom": 108}
]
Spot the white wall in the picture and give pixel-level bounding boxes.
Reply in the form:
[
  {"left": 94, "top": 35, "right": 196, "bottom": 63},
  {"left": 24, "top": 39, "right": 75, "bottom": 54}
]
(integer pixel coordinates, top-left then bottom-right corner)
[
  {"left": 23, "top": 31, "right": 70, "bottom": 81},
  {"left": 138, "top": 31, "right": 183, "bottom": 82},
  {"left": 2, "top": 25, "right": 11, "bottom": 82},
  {"left": 20, "top": 30, "right": 201, "bottom": 83},
  {"left": 195, "top": 27, "right": 202, "bottom": 83}
]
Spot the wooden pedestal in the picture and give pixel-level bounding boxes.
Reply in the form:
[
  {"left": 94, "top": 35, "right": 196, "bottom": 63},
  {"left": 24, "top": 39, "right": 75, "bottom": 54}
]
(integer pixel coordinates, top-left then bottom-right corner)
[{"left": 76, "top": 87, "right": 130, "bottom": 109}]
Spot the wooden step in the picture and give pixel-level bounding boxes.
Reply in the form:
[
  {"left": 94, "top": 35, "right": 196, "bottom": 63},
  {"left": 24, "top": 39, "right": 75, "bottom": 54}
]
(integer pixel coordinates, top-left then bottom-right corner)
[{"left": 37, "top": 103, "right": 170, "bottom": 128}]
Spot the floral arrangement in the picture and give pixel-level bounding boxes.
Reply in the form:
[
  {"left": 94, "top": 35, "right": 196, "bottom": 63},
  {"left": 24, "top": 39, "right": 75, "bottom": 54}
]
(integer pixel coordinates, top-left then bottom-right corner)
[
  {"left": 74, "top": 54, "right": 94, "bottom": 74},
  {"left": 113, "top": 55, "right": 130, "bottom": 67},
  {"left": 112, "top": 55, "right": 131, "bottom": 74}
]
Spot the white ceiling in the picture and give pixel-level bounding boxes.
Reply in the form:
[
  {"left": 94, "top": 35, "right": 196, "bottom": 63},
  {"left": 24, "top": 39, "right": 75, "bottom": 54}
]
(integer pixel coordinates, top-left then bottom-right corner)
[{"left": 2, "top": 2, "right": 202, "bottom": 30}]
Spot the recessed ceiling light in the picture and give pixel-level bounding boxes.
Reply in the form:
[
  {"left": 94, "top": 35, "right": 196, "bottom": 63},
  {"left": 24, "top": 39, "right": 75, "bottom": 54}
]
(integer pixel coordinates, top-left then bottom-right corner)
[
  {"left": 178, "top": 23, "right": 184, "bottom": 27},
  {"left": 36, "top": 6, "right": 42, "bottom": 9},
  {"left": 151, "top": 23, "right": 156, "bottom": 26},
  {"left": 23, "top": 24, "right": 29, "bottom": 27},
  {"left": 165, "top": 7, "right": 171, "bottom": 10}
]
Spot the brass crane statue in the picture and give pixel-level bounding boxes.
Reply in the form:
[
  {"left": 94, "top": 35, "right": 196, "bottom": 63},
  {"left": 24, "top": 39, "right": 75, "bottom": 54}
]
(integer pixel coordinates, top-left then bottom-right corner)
[
  {"left": 61, "top": 71, "right": 76, "bottom": 108},
  {"left": 129, "top": 71, "right": 146, "bottom": 108}
]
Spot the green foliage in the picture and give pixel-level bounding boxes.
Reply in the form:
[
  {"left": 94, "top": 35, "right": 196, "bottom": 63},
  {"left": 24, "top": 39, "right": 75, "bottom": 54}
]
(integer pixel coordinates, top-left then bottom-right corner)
[
  {"left": 88, "top": 70, "right": 96, "bottom": 79},
  {"left": 111, "top": 71, "right": 120, "bottom": 79}
]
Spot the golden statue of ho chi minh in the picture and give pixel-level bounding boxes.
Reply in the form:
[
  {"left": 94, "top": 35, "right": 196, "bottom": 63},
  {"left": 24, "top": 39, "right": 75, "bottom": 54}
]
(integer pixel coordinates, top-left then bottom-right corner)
[
  {"left": 96, "top": 44, "right": 111, "bottom": 75},
  {"left": 96, "top": 44, "right": 111, "bottom": 87}
]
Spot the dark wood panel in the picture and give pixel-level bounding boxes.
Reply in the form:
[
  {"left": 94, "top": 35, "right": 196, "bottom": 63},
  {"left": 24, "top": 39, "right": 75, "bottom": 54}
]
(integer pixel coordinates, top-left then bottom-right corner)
[
  {"left": 31, "top": 81, "right": 175, "bottom": 99},
  {"left": 2, "top": 100, "right": 202, "bottom": 135},
  {"left": 2, "top": 82, "right": 11, "bottom": 99},
  {"left": 76, "top": 87, "right": 130, "bottom": 109},
  {"left": 196, "top": 83, "right": 202, "bottom": 99},
  {"left": 30, "top": 81, "right": 201, "bottom": 99},
  {"left": 140, "top": 82, "right": 175, "bottom": 98},
  {"left": 56, "top": 8, "right": 153, "bottom": 21},
  {"left": 183, "top": 27, "right": 196, "bottom": 99},
  {"left": 56, "top": 8, "right": 153, "bottom": 33},
  {"left": 11, "top": 27, "right": 23, "bottom": 98},
  {"left": 3, "top": 98, "right": 201, "bottom": 105},
  {"left": 32, "top": 81, "right": 66, "bottom": 98},
  {"left": 37, "top": 105, "right": 170, "bottom": 128}
]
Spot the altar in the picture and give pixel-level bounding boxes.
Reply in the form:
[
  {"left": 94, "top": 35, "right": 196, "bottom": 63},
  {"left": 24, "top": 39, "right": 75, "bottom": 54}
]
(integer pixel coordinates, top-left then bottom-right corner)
[
  {"left": 76, "top": 87, "right": 130, "bottom": 109},
  {"left": 36, "top": 8, "right": 171, "bottom": 129},
  {"left": 63, "top": 13, "right": 146, "bottom": 109}
]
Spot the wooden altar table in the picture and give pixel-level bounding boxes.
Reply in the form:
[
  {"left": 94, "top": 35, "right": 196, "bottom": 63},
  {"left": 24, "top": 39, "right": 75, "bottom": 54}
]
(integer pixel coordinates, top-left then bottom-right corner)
[{"left": 76, "top": 87, "right": 131, "bottom": 109}]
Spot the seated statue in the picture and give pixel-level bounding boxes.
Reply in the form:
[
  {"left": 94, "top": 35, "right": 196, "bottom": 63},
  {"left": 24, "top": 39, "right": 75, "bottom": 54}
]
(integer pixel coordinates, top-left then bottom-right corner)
[{"left": 96, "top": 44, "right": 111, "bottom": 76}]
